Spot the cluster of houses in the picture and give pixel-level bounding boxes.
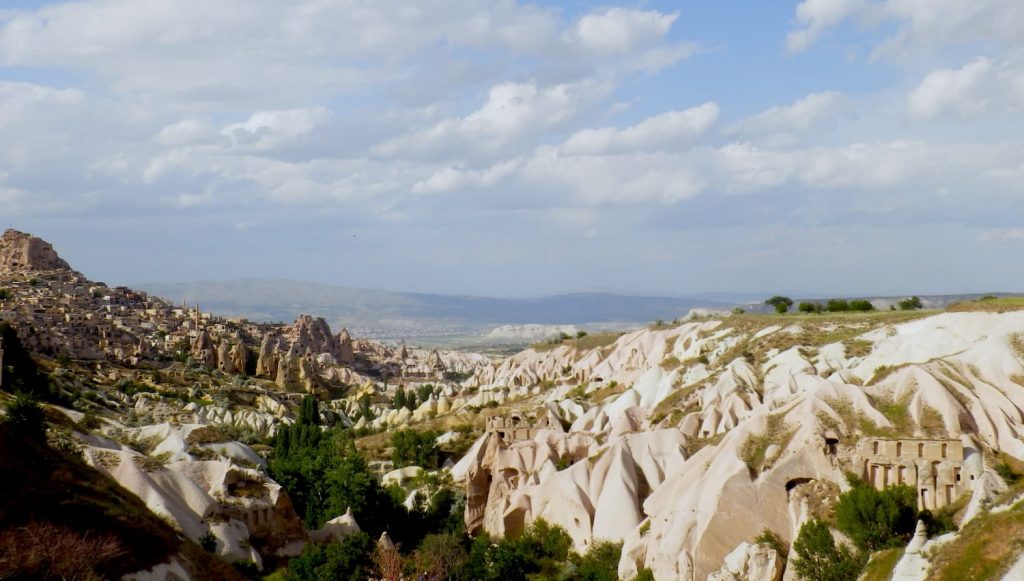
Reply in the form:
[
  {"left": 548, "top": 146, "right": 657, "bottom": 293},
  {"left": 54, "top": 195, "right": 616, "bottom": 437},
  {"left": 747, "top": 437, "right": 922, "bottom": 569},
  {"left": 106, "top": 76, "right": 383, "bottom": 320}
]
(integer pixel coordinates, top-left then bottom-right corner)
[{"left": 0, "top": 269, "right": 269, "bottom": 365}]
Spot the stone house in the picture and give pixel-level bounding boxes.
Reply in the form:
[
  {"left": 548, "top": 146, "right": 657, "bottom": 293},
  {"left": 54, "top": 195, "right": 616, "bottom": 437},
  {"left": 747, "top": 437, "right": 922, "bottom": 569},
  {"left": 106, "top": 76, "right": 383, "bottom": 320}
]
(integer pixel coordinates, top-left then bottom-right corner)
[{"left": 856, "top": 438, "right": 982, "bottom": 510}]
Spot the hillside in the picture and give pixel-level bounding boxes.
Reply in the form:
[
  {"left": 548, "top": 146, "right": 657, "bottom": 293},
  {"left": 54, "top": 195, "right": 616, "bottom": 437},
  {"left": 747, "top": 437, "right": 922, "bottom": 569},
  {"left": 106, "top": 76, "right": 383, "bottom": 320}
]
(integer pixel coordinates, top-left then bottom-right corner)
[{"left": 5, "top": 229, "right": 1024, "bottom": 580}]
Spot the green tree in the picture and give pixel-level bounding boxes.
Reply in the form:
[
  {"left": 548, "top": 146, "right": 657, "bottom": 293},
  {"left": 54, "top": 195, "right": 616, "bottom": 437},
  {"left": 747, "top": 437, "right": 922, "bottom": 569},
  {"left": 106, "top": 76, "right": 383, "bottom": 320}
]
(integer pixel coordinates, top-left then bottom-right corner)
[
  {"left": 405, "top": 391, "right": 418, "bottom": 411},
  {"left": 2, "top": 393, "right": 46, "bottom": 440},
  {"left": 835, "top": 479, "right": 917, "bottom": 551},
  {"left": 571, "top": 540, "right": 622, "bottom": 581},
  {"left": 792, "top": 519, "right": 866, "bottom": 581},
  {"left": 765, "top": 296, "right": 794, "bottom": 314},
  {"left": 798, "top": 302, "right": 822, "bottom": 314},
  {"left": 826, "top": 299, "right": 850, "bottom": 312},
  {"left": 898, "top": 296, "right": 923, "bottom": 310},
  {"left": 298, "top": 395, "right": 320, "bottom": 426},
  {"left": 286, "top": 531, "right": 373, "bottom": 581},
  {"left": 0, "top": 324, "right": 55, "bottom": 402},
  {"left": 393, "top": 386, "right": 407, "bottom": 410},
  {"left": 417, "top": 384, "right": 434, "bottom": 403},
  {"left": 849, "top": 299, "right": 875, "bottom": 312},
  {"left": 391, "top": 429, "right": 440, "bottom": 470}
]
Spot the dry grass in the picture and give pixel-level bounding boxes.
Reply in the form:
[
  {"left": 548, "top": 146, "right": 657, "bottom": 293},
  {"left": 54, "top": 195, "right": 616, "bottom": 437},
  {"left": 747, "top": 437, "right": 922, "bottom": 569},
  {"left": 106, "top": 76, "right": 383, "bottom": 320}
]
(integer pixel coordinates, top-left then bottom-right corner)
[
  {"left": 947, "top": 296, "right": 1024, "bottom": 313},
  {"left": 185, "top": 425, "right": 229, "bottom": 446},
  {"left": 929, "top": 501, "right": 1024, "bottom": 580},
  {"left": 844, "top": 339, "right": 874, "bottom": 358},
  {"left": 739, "top": 414, "right": 795, "bottom": 476}
]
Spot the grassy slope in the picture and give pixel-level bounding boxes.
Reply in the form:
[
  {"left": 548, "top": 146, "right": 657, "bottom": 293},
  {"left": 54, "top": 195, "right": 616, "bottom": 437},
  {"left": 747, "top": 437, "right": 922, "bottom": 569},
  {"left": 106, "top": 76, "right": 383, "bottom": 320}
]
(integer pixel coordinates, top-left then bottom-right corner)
[{"left": 0, "top": 423, "right": 244, "bottom": 580}]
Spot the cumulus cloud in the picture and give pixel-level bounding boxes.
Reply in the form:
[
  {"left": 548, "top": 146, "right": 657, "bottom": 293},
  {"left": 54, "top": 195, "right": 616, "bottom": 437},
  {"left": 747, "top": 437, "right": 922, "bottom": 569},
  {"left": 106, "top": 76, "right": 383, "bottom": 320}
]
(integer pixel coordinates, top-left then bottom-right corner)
[
  {"left": 560, "top": 102, "right": 719, "bottom": 155},
  {"left": 222, "top": 107, "right": 331, "bottom": 151},
  {"left": 373, "top": 79, "right": 610, "bottom": 159},
  {"left": 909, "top": 58, "right": 1024, "bottom": 119},
  {"left": 729, "top": 91, "right": 844, "bottom": 135},
  {"left": 786, "top": 0, "right": 864, "bottom": 53},
  {"left": 786, "top": 0, "right": 1024, "bottom": 57},
  {"left": 570, "top": 8, "right": 678, "bottom": 54}
]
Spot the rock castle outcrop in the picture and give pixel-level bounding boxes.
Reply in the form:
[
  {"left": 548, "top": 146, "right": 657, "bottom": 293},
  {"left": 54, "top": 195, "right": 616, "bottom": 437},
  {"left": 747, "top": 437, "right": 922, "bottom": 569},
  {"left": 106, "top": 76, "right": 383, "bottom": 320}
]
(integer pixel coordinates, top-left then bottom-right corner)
[{"left": 0, "top": 229, "right": 72, "bottom": 273}]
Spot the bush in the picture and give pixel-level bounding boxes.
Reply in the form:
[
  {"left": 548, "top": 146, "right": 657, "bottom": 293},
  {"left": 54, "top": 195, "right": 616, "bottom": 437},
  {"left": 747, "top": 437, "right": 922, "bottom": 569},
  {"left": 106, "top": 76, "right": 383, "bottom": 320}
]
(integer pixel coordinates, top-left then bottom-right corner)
[
  {"left": 994, "top": 461, "right": 1021, "bottom": 484},
  {"left": 3, "top": 393, "right": 46, "bottom": 440},
  {"left": 792, "top": 519, "right": 867, "bottom": 581},
  {"left": 826, "top": 299, "right": 849, "bottom": 312},
  {"left": 286, "top": 532, "right": 373, "bottom": 581},
  {"left": 0, "top": 324, "right": 57, "bottom": 402},
  {"left": 798, "top": 302, "right": 823, "bottom": 314},
  {"left": 765, "top": 296, "right": 793, "bottom": 314},
  {"left": 572, "top": 539, "right": 622, "bottom": 581},
  {"left": 391, "top": 429, "right": 440, "bottom": 470},
  {"left": 0, "top": 521, "right": 125, "bottom": 580},
  {"left": 754, "top": 528, "right": 788, "bottom": 558},
  {"left": 834, "top": 478, "right": 917, "bottom": 551},
  {"left": 849, "top": 300, "right": 875, "bottom": 312},
  {"left": 898, "top": 296, "right": 923, "bottom": 310},
  {"left": 198, "top": 530, "right": 218, "bottom": 552}
]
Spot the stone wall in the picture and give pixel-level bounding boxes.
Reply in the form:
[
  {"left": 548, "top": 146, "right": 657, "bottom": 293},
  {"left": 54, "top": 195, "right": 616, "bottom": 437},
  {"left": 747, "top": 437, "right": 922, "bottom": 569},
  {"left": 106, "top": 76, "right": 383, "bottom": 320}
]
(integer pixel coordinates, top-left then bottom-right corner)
[{"left": 856, "top": 438, "right": 980, "bottom": 510}]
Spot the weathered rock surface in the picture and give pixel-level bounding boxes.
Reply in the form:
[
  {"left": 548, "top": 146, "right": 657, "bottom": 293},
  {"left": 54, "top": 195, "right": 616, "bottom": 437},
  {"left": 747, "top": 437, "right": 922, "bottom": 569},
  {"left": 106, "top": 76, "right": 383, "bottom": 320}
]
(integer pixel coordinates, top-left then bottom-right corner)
[{"left": 0, "top": 229, "right": 72, "bottom": 273}]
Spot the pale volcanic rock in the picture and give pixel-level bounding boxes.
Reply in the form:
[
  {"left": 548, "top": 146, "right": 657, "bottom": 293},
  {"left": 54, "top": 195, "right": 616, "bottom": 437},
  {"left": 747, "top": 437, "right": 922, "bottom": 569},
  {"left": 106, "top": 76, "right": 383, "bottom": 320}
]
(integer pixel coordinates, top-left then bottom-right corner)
[
  {"left": 217, "top": 339, "right": 235, "bottom": 374},
  {"left": 0, "top": 229, "right": 72, "bottom": 273},
  {"left": 190, "top": 330, "right": 217, "bottom": 368},
  {"left": 289, "top": 315, "right": 341, "bottom": 360},
  {"left": 230, "top": 342, "right": 248, "bottom": 375},
  {"left": 256, "top": 335, "right": 279, "bottom": 378},
  {"left": 707, "top": 542, "right": 784, "bottom": 581},
  {"left": 337, "top": 328, "right": 355, "bottom": 364}
]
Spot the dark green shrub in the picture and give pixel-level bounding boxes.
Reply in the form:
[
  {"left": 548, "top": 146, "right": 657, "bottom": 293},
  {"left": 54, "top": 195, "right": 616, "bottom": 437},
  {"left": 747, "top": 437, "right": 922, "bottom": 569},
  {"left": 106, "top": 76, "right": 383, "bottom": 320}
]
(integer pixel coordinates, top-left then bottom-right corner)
[
  {"left": 898, "top": 296, "right": 923, "bottom": 310},
  {"left": 3, "top": 393, "right": 46, "bottom": 440},
  {"left": 792, "top": 519, "right": 867, "bottom": 581},
  {"left": 286, "top": 532, "right": 372, "bottom": 581},
  {"left": 826, "top": 299, "right": 850, "bottom": 312},
  {"left": 835, "top": 478, "right": 917, "bottom": 551},
  {"left": 572, "top": 539, "right": 622, "bottom": 581},
  {"left": 849, "top": 300, "right": 875, "bottom": 312},
  {"left": 994, "top": 462, "right": 1021, "bottom": 484},
  {"left": 198, "top": 531, "right": 217, "bottom": 552},
  {"left": 765, "top": 296, "right": 793, "bottom": 314},
  {"left": 391, "top": 429, "right": 440, "bottom": 470}
]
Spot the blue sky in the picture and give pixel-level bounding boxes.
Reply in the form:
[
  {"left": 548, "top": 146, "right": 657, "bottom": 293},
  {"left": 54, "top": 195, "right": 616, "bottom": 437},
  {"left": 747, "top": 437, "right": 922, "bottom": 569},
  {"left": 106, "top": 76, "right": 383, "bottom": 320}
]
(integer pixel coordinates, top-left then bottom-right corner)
[{"left": 1, "top": 0, "right": 1022, "bottom": 297}]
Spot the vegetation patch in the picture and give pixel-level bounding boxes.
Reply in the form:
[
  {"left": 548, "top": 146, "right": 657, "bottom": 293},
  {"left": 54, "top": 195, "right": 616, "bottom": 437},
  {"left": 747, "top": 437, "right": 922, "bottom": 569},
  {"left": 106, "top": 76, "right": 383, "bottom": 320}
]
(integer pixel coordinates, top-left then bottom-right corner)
[
  {"left": 929, "top": 501, "right": 1024, "bottom": 581},
  {"left": 861, "top": 548, "right": 904, "bottom": 581},
  {"left": 739, "top": 414, "right": 795, "bottom": 476},
  {"left": 844, "top": 339, "right": 873, "bottom": 358},
  {"left": 947, "top": 296, "right": 1024, "bottom": 313},
  {"left": 185, "top": 425, "right": 230, "bottom": 446}
]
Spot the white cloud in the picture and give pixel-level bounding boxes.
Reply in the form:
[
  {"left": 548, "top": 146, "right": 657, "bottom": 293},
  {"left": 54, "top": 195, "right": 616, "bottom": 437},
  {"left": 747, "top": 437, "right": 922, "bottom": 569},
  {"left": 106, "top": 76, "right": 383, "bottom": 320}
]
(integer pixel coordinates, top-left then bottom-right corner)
[
  {"left": 222, "top": 107, "right": 331, "bottom": 151},
  {"left": 570, "top": 8, "right": 678, "bottom": 54},
  {"left": 374, "top": 79, "right": 610, "bottom": 159},
  {"left": 560, "top": 102, "right": 719, "bottom": 156},
  {"left": 909, "top": 58, "right": 1024, "bottom": 119},
  {"left": 412, "top": 161, "right": 520, "bottom": 194},
  {"left": 522, "top": 151, "right": 705, "bottom": 204},
  {"left": 787, "top": 0, "right": 864, "bottom": 53},
  {"left": 729, "top": 91, "right": 844, "bottom": 135},
  {"left": 787, "top": 0, "right": 1024, "bottom": 57},
  {"left": 154, "top": 118, "right": 215, "bottom": 146}
]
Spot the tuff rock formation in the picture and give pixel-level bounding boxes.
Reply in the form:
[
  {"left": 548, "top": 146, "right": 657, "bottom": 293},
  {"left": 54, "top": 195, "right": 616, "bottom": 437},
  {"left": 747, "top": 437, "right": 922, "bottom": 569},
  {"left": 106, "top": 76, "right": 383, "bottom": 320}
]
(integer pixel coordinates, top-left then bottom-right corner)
[{"left": 0, "top": 229, "right": 72, "bottom": 273}]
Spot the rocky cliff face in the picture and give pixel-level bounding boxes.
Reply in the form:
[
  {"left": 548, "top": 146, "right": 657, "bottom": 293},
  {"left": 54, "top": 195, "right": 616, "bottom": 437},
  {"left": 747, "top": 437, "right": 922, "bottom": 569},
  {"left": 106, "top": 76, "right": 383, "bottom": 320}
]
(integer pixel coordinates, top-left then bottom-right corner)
[
  {"left": 454, "top": 310, "right": 1024, "bottom": 579},
  {"left": 0, "top": 229, "right": 71, "bottom": 273}
]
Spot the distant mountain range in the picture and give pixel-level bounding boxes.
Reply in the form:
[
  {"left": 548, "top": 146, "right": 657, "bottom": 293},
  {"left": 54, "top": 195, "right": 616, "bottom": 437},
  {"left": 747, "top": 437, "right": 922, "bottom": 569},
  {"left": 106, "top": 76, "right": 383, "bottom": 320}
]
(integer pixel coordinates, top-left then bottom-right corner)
[{"left": 136, "top": 279, "right": 733, "bottom": 341}]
